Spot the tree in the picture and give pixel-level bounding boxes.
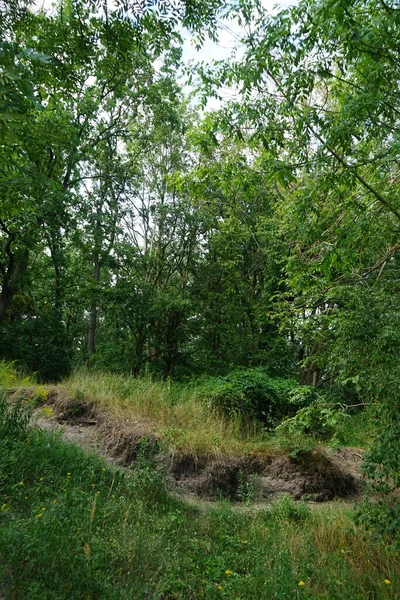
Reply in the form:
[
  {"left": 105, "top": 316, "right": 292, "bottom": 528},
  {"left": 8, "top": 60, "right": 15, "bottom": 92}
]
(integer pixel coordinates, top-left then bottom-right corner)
[
  {"left": 200, "top": 0, "right": 400, "bottom": 539},
  {"left": 176, "top": 122, "right": 295, "bottom": 375}
]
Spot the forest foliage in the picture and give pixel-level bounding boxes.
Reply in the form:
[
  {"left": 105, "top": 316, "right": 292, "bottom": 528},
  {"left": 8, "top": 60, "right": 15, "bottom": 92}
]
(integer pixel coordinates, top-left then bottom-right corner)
[{"left": 1, "top": 0, "right": 399, "bottom": 541}]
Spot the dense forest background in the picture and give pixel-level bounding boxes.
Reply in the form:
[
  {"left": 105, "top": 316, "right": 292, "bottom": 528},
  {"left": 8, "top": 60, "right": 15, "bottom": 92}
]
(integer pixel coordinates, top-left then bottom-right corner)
[{"left": 1, "top": 0, "right": 399, "bottom": 539}]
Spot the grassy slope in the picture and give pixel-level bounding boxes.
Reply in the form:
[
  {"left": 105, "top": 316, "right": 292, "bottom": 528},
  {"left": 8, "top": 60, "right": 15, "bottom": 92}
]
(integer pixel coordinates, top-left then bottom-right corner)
[
  {"left": 0, "top": 396, "right": 398, "bottom": 600},
  {"left": 64, "top": 370, "right": 374, "bottom": 458}
]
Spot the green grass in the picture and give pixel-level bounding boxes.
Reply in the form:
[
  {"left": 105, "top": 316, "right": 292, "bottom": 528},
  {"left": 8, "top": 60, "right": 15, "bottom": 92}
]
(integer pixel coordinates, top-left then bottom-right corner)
[{"left": 0, "top": 394, "right": 398, "bottom": 600}]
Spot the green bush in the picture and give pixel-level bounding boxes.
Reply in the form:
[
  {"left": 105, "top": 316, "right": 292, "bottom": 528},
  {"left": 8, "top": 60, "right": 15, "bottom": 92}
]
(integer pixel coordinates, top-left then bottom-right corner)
[
  {"left": 199, "top": 369, "right": 317, "bottom": 428},
  {"left": 0, "top": 360, "right": 33, "bottom": 389},
  {"left": 276, "top": 403, "right": 349, "bottom": 441}
]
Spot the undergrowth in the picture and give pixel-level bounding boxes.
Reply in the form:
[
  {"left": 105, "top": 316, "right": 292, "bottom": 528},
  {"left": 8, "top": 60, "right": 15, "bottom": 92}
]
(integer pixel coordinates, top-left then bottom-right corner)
[
  {"left": 0, "top": 394, "right": 398, "bottom": 600},
  {"left": 64, "top": 369, "right": 375, "bottom": 458},
  {"left": 0, "top": 360, "right": 34, "bottom": 389}
]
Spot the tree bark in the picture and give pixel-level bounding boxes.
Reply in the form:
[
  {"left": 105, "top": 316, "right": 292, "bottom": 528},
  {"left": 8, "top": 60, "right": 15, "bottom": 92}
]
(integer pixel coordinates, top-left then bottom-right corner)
[
  {"left": 0, "top": 249, "right": 29, "bottom": 322},
  {"left": 88, "top": 244, "right": 101, "bottom": 356}
]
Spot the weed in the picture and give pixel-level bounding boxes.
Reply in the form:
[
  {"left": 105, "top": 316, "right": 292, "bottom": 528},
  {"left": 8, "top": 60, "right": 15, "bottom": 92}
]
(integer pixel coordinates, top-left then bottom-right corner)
[
  {"left": 0, "top": 360, "right": 34, "bottom": 389},
  {"left": 265, "top": 493, "right": 312, "bottom": 523},
  {"left": 237, "top": 470, "right": 258, "bottom": 504}
]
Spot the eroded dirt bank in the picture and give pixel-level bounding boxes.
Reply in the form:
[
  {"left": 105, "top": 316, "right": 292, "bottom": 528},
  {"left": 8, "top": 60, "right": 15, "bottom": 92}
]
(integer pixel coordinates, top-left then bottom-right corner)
[{"left": 29, "top": 388, "right": 364, "bottom": 504}]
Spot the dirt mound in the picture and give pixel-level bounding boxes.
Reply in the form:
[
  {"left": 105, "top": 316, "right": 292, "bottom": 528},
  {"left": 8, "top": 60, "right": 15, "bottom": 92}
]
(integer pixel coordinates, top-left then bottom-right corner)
[
  {"left": 100, "top": 421, "right": 160, "bottom": 466},
  {"left": 49, "top": 391, "right": 160, "bottom": 466},
  {"left": 260, "top": 452, "right": 358, "bottom": 501},
  {"left": 31, "top": 392, "right": 363, "bottom": 503},
  {"left": 55, "top": 399, "right": 97, "bottom": 425},
  {"left": 171, "top": 450, "right": 359, "bottom": 502}
]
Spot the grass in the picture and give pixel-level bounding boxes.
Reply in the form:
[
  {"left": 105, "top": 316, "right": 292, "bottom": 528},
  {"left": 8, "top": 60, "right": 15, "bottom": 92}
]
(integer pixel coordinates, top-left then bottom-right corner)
[
  {"left": 1, "top": 362, "right": 375, "bottom": 457},
  {"left": 0, "top": 393, "right": 398, "bottom": 600},
  {"left": 64, "top": 369, "right": 275, "bottom": 458}
]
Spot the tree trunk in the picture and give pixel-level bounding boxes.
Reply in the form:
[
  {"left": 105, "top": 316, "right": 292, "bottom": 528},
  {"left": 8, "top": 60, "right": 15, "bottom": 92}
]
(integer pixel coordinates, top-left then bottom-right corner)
[
  {"left": 88, "top": 250, "right": 100, "bottom": 356},
  {"left": 0, "top": 250, "right": 29, "bottom": 322}
]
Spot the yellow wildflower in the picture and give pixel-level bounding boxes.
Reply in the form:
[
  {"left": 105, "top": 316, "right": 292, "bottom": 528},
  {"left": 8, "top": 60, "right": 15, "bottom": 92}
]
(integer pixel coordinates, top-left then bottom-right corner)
[
  {"left": 384, "top": 580, "right": 391, "bottom": 585},
  {"left": 298, "top": 581, "right": 305, "bottom": 586},
  {"left": 241, "top": 540, "right": 248, "bottom": 544},
  {"left": 217, "top": 585, "right": 223, "bottom": 590},
  {"left": 39, "top": 478, "right": 44, "bottom": 481},
  {"left": 37, "top": 513, "right": 43, "bottom": 518},
  {"left": 340, "top": 549, "right": 345, "bottom": 554},
  {"left": 225, "top": 570, "right": 232, "bottom": 576},
  {"left": 19, "top": 481, "right": 24, "bottom": 486}
]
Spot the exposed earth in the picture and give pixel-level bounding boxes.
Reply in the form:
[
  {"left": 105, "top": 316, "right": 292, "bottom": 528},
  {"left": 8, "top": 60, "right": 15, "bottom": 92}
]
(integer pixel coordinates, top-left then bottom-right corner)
[{"left": 26, "top": 387, "right": 366, "bottom": 507}]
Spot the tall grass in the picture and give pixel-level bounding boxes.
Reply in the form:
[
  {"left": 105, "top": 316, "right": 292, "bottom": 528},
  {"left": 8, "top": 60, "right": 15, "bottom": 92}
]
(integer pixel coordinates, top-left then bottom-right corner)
[
  {"left": 65, "top": 369, "right": 270, "bottom": 457},
  {"left": 0, "top": 398, "right": 398, "bottom": 600}
]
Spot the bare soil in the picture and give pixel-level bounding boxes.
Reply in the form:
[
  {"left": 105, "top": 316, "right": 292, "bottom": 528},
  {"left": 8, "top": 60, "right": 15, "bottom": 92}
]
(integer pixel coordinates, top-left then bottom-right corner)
[{"left": 30, "top": 390, "right": 365, "bottom": 505}]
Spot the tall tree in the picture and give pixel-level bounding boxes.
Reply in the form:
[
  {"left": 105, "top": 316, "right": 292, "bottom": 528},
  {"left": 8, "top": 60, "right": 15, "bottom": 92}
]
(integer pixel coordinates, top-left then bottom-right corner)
[{"left": 198, "top": 0, "right": 400, "bottom": 536}]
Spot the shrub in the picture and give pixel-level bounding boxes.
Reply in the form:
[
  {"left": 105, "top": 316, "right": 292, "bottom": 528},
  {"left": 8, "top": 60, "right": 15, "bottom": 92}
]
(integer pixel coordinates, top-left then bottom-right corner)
[
  {"left": 276, "top": 404, "right": 349, "bottom": 441},
  {"left": 0, "top": 360, "right": 32, "bottom": 389},
  {"left": 199, "top": 369, "right": 317, "bottom": 428},
  {"left": 355, "top": 398, "right": 400, "bottom": 547}
]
